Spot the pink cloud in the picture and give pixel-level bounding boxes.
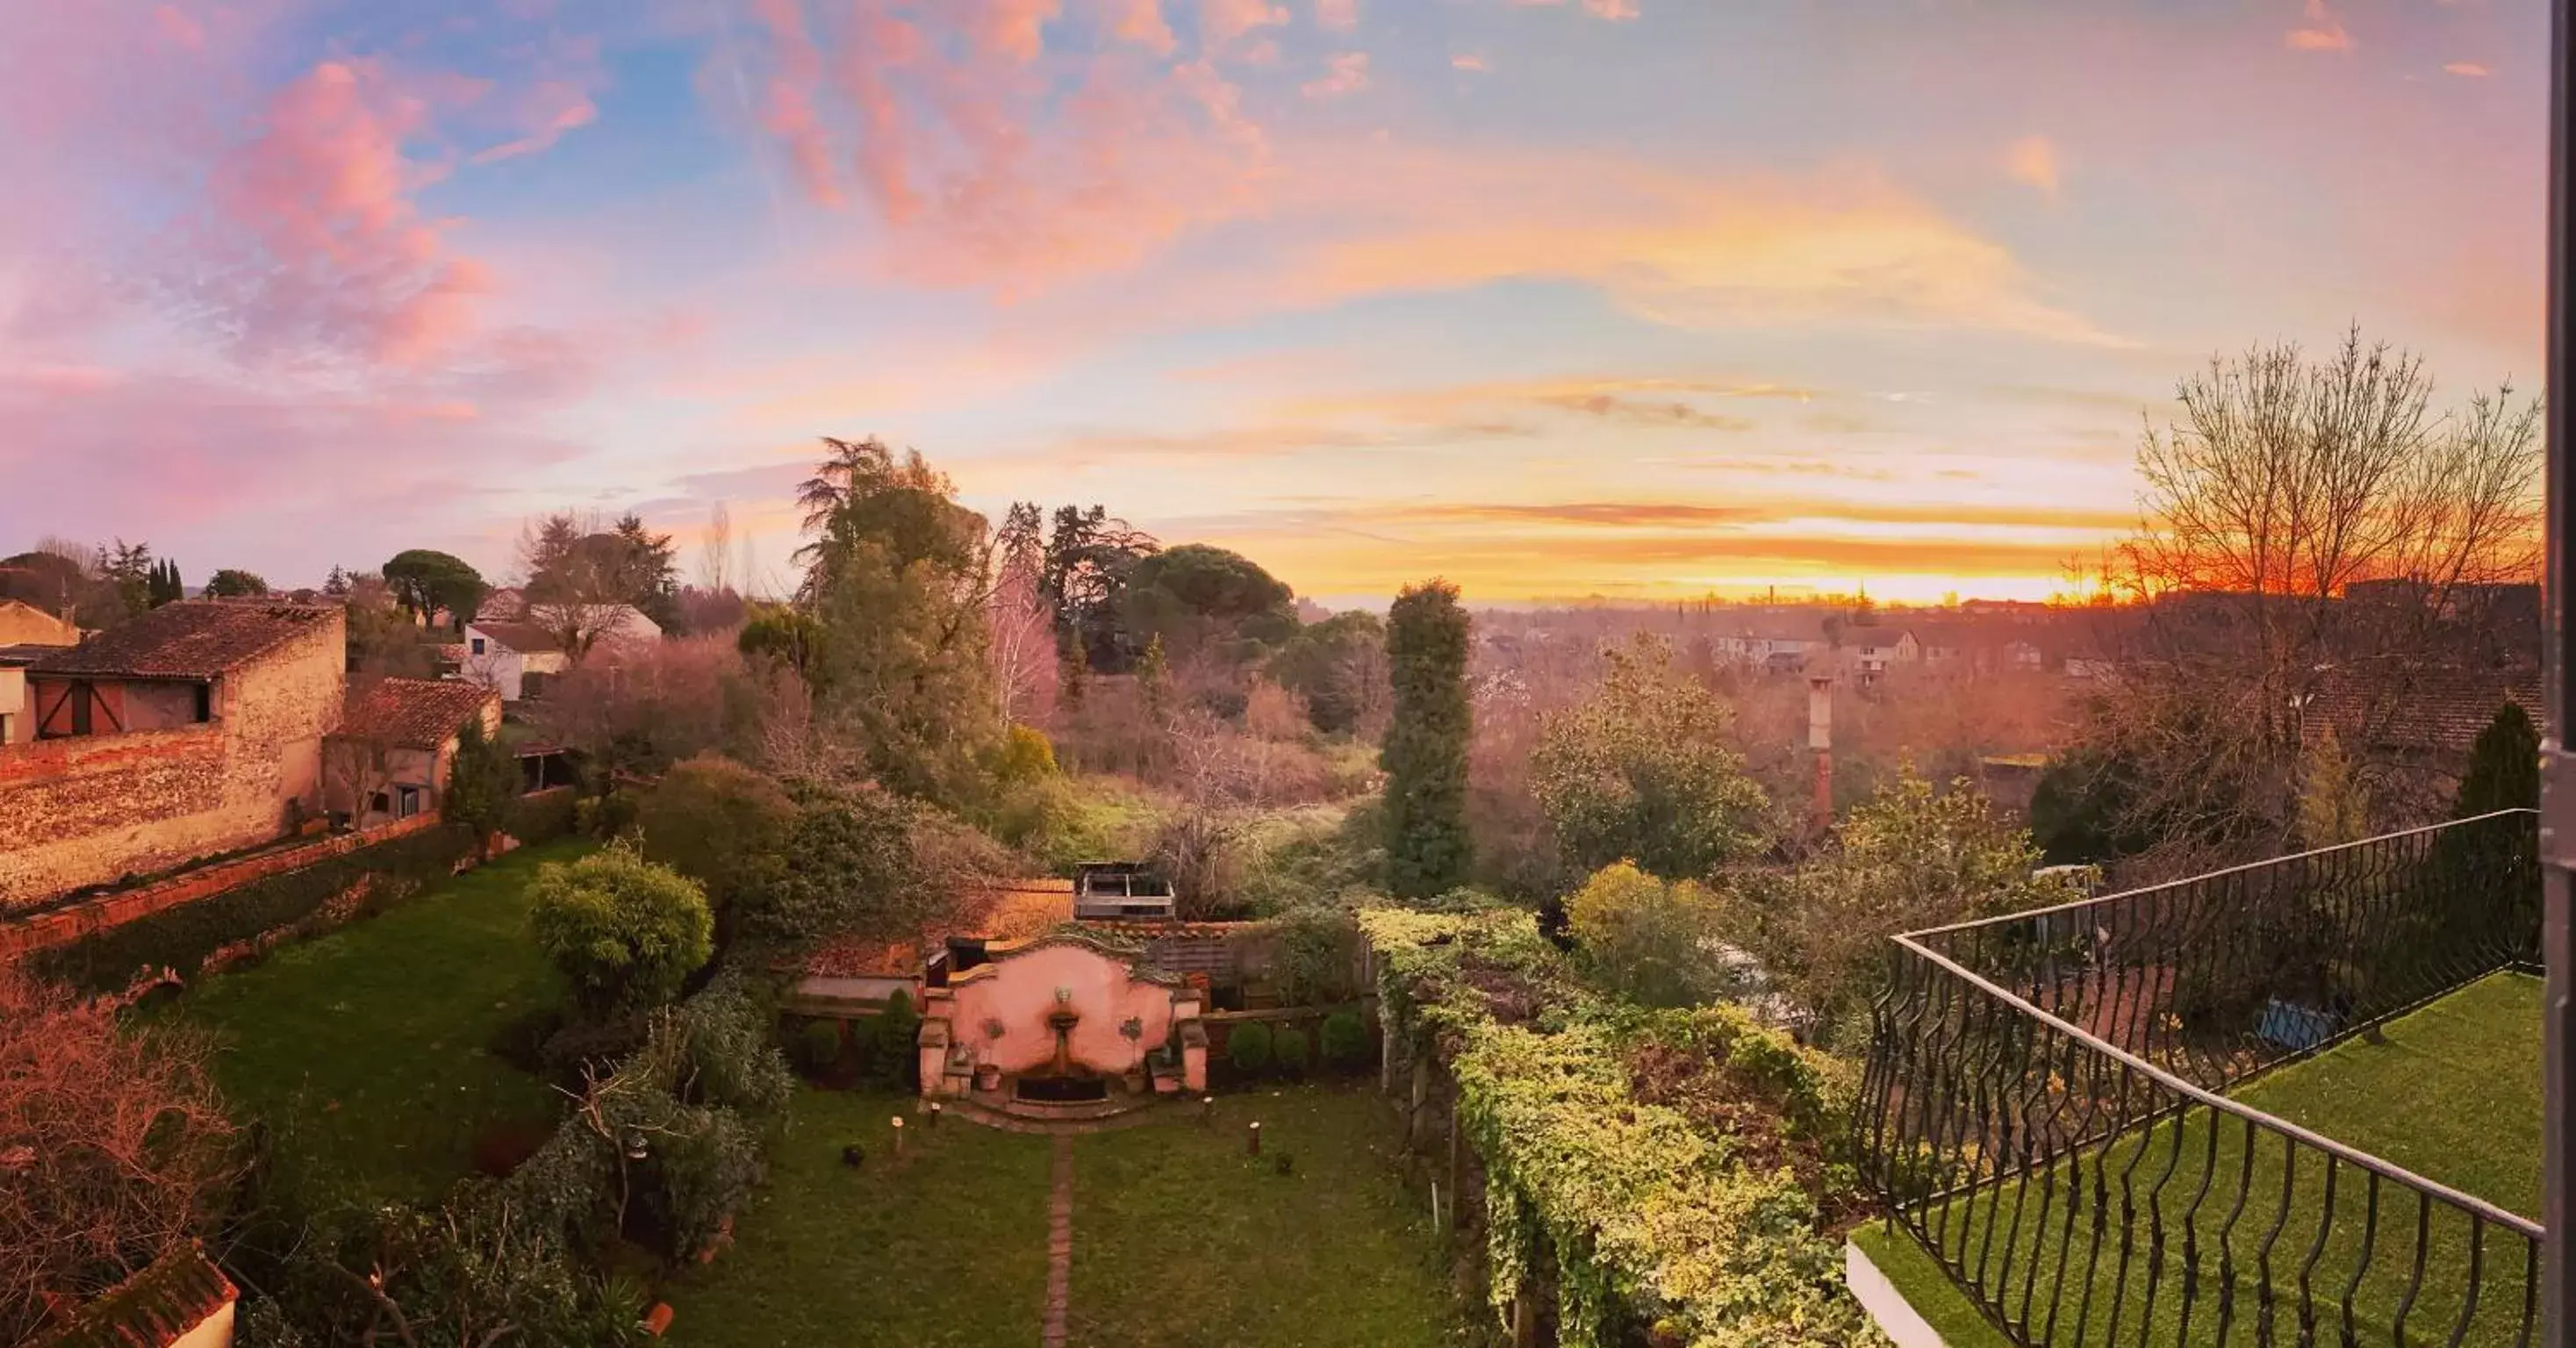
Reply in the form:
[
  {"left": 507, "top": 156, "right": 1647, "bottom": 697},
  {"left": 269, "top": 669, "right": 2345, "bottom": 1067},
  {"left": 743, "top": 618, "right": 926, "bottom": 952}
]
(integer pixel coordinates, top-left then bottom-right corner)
[
  {"left": 470, "top": 80, "right": 599, "bottom": 163},
  {"left": 1101, "top": 0, "right": 1179, "bottom": 53},
  {"left": 2445, "top": 61, "right": 2491, "bottom": 76},
  {"left": 1302, "top": 52, "right": 1369, "bottom": 98},
  {"left": 1202, "top": 0, "right": 1288, "bottom": 48},
  {"left": 743, "top": 1, "right": 1273, "bottom": 290},
  {"left": 1452, "top": 53, "right": 1489, "bottom": 71},
  {"left": 1315, "top": 0, "right": 1358, "bottom": 30},
  {"left": 2286, "top": 0, "right": 2352, "bottom": 52},
  {"left": 750, "top": 0, "right": 843, "bottom": 205},
  {"left": 197, "top": 58, "right": 492, "bottom": 366},
  {"left": 1511, "top": 0, "right": 1638, "bottom": 18},
  {"left": 153, "top": 4, "right": 207, "bottom": 50}
]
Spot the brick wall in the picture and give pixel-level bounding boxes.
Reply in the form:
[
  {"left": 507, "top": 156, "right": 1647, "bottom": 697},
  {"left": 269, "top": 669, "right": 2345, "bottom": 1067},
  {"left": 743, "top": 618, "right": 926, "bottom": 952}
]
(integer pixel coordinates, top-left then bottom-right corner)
[
  {"left": 0, "top": 613, "right": 345, "bottom": 908},
  {"left": 0, "top": 814, "right": 441, "bottom": 961}
]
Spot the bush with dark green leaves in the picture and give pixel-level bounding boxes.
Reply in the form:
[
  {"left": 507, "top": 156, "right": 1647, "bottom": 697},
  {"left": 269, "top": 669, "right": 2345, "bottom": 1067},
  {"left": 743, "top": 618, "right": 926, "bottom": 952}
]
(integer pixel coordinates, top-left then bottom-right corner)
[
  {"left": 801, "top": 1020, "right": 843, "bottom": 1074},
  {"left": 1382, "top": 579, "right": 1473, "bottom": 898},
  {"left": 1227, "top": 1022, "right": 1274, "bottom": 1076},
  {"left": 636, "top": 756, "right": 796, "bottom": 938},
  {"left": 873, "top": 991, "right": 921, "bottom": 1088},
  {"left": 1274, "top": 1025, "right": 1310, "bottom": 1077},
  {"left": 1318, "top": 1010, "right": 1369, "bottom": 1072}
]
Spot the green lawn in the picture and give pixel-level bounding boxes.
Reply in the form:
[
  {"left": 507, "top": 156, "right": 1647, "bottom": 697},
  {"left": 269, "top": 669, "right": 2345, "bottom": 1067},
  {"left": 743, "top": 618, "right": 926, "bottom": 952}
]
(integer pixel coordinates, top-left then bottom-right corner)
[
  {"left": 1851, "top": 1221, "right": 2013, "bottom": 1348},
  {"left": 662, "top": 1090, "right": 1055, "bottom": 1348},
  {"left": 1067, "top": 1086, "right": 1470, "bottom": 1348},
  {"left": 1894, "top": 972, "right": 2542, "bottom": 1346},
  {"left": 171, "top": 839, "right": 589, "bottom": 1205},
  {"left": 665, "top": 1086, "right": 1463, "bottom": 1348}
]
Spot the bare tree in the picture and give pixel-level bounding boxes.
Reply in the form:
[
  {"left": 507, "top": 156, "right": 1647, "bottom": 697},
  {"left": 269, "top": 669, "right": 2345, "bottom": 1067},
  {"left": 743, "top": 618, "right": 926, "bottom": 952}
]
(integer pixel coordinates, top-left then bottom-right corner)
[
  {"left": 0, "top": 971, "right": 240, "bottom": 1344},
  {"left": 698, "top": 501, "right": 735, "bottom": 593},
  {"left": 2086, "top": 326, "right": 2541, "bottom": 852}
]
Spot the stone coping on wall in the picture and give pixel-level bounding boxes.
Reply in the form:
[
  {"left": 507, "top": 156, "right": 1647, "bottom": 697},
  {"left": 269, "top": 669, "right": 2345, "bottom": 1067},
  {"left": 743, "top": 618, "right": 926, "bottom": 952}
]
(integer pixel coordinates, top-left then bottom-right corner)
[{"left": 0, "top": 814, "right": 442, "bottom": 961}]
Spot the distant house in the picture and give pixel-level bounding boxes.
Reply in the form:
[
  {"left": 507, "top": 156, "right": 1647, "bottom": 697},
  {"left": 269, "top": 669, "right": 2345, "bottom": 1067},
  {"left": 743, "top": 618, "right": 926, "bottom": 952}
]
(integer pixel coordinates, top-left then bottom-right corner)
[
  {"left": 1, "top": 602, "right": 346, "bottom": 907},
  {"left": 0, "top": 599, "right": 79, "bottom": 746},
  {"left": 1711, "top": 611, "right": 1832, "bottom": 670},
  {"left": 475, "top": 587, "right": 527, "bottom": 623},
  {"left": 460, "top": 622, "right": 570, "bottom": 702},
  {"left": 0, "top": 598, "right": 78, "bottom": 648},
  {"left": 2005, "top": 640, "right": 2046, "bottom": 670},
  {"left": 324, "top": 678, "right": 503, "bottom": 828},
  {"left": 1847, "top": 628, "right": 1919, "bottom": 681}
]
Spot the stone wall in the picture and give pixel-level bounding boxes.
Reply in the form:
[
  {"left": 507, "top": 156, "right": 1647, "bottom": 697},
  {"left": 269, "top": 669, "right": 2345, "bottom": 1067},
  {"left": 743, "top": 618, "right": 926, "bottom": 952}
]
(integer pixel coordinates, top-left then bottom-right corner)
[
  {"left": 0, "top": 614, "right": 343, "bottom": 908},
  {"left": 0, "top": 814, "right": 441, "bottom": 961}
]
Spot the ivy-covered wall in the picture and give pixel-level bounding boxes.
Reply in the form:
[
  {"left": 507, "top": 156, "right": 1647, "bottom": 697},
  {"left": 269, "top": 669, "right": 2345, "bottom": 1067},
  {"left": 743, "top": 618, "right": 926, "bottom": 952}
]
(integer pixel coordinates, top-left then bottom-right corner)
[{"left": 1360, "top": 908, "right": 1886, "bottom": 1348}]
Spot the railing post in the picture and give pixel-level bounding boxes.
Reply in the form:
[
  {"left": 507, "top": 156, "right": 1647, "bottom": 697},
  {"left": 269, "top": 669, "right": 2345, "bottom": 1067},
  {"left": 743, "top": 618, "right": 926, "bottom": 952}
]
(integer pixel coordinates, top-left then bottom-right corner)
[{"left": 2545, "top": 1, "right": 2574, "bottom": 1343}]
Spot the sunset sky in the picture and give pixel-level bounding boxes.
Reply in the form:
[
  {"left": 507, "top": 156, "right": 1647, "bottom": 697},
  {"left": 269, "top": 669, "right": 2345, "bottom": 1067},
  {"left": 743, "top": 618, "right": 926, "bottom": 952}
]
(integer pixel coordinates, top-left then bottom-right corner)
[{"left": 0, "top": 0, "right": 2549, "bottom": 606}]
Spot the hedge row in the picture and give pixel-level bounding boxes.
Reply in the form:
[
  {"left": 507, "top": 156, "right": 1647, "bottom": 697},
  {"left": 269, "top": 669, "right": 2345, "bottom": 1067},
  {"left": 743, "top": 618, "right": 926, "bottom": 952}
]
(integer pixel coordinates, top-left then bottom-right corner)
[
  {"left": 513, "top": 788, "right": 580, "bottom": 847},
  {"left": 30, "top": 824, "right": 474, "bottom": 996},
  {"left": 507, "top": 962, "right": 795, "bottom": 1263}
]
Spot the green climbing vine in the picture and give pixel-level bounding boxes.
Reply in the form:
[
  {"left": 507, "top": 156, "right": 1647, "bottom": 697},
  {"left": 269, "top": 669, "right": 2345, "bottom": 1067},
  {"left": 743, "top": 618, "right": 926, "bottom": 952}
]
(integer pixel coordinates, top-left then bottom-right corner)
[{"left": 1359, "top": 909, "right": 1886, "bottom": 1348}]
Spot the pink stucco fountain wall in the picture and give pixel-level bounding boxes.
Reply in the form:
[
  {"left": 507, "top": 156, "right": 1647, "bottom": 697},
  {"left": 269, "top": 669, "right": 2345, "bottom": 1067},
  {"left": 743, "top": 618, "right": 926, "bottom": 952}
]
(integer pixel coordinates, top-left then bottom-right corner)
[{"left": 944, "top": 941, "right": 1180, "bottom": 1079}]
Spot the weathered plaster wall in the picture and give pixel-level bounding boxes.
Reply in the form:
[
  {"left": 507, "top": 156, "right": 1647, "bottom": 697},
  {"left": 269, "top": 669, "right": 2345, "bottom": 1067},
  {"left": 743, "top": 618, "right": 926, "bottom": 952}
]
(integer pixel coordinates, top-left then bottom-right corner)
[
  {"left": 944, "top": 943, "right": 1180, "bottom": 1079},
  {"left": 0, "top": 600, "right": 77, "bottom": 646},
  {"left": 0, "top": 613, "right": 343, "bottom": 908}
]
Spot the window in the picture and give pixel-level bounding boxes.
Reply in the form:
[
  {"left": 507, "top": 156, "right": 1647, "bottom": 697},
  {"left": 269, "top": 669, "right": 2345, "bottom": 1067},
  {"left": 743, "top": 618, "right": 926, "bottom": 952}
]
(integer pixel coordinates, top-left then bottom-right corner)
[
  {"left": 396, "top": 785, "right": 423, "bottom": 820},
  {"left": 0, "top": 713, "right": 11, "bottom": 743},
  {"left": 470, "top": 637, "right": 486, "bottom": 655},
  {"left": 191, "top": 683, "right": 211, "bottom": 722}
]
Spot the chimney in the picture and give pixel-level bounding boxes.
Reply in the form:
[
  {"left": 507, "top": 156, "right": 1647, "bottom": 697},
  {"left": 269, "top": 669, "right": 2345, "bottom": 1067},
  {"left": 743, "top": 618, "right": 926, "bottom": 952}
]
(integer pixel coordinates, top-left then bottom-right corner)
[{"left": 1806, "top": 675, "right": 1835, "bottom": 834}]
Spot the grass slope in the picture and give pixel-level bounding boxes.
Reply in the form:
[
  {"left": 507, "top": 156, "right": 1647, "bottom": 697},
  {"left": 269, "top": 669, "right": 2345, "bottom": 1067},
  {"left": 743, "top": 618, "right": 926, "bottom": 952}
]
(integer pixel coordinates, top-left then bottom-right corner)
[
  {"left": 662, "top": 1090, "right": 1053, "bottom": 1348},
  {"left": 172, "top": 839, "right": 588, "bottom": 1204},
  {"left": 1903, "top": 972, "right": 2542, "bottom": 1346},
  {"left": 1068, "top": 1086, "right": 1467, "bottom": 1348}
]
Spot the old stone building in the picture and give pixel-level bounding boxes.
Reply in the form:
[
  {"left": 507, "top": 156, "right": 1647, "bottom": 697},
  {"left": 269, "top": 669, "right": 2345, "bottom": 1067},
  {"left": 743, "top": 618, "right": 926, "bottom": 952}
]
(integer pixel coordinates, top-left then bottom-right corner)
[
  {"left": 323, "top": 677, "right": 503, "bottom": 828},
  {"left": 0, "top": 602, "right": 347, "bottom": 907}
]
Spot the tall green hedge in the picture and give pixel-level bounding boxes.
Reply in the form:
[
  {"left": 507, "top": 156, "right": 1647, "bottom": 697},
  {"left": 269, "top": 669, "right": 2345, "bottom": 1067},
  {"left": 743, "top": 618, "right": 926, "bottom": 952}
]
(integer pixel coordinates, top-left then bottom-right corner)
[{"left": 28, "top": 825, "right": 473, "bottom": 995}]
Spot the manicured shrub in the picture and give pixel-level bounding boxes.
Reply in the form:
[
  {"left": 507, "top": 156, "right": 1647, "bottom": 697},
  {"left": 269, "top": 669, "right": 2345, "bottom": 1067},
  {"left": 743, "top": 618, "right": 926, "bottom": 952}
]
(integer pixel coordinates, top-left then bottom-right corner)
[
  {"left": 872, "top": 992, "right": 920, "bottom": 1088},
  {"left": 1318, "top": 1010, "right": 1369, "bottom": 1072},
  {"left": 527, "top": 842, "right": 714, "bottom": 1015},
  {"left": 512, "top": 788, "right": 580, "bottom": 845},
  {"left": 1227, "top": 1022, "right": 1274, "bottom": 1076},
  {"left": 1273, "top": 1025, "right": 1310, "bottom": 1077},
  {"left": 800, "top": 1020, "right": 843, "bottom": 1074},
  {"left": 539, "top": 1012, "right": 650, "bottom": 1083}
]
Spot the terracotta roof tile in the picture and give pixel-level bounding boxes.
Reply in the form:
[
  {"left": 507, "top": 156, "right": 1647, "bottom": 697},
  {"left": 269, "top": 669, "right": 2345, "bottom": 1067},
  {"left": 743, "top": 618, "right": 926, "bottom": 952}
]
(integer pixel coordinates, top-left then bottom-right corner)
[
  {"left": 28, "top": 602, "right": 338, "bottom": 679},
  {"left": 469, "top": 621, "right": 562, "bottom": 655},
  {"left": 32, "top": 1242, "right": 236, "bottom": 1348},
  {"left": 334, "top": 678, "right": 498, "bottom": 749},
  {"left": 805, "top": 938, "right": 921, "bottom": 978}
]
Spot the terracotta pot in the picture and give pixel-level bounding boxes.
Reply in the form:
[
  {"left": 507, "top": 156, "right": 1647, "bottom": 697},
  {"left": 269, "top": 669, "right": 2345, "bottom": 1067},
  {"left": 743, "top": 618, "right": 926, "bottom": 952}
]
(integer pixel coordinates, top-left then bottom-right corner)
[{"left": 973, "top": 1063, "right": 1001, "bottom": 1092}]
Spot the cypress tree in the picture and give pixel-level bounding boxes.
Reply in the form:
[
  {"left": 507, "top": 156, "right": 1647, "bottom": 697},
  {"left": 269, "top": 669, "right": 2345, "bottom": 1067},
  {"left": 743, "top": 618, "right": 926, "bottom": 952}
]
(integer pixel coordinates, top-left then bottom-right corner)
[
  {"left": 2455, "top": 701, "right": 2540, "bottom": 817},
  {"left": 1381, "top": 578, "right": 1473, "bottom": 898}
]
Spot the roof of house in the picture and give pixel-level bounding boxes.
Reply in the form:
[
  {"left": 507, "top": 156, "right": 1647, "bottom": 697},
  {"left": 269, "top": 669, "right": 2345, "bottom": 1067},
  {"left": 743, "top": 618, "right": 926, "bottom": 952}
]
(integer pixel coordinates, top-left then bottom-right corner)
[
  {"left": 27, "top": 601, "right": 337, "bottom": 679},
  {"left": 804, "top": 938, "right": 922, "bottom": 979},
  {"left": 30, "top": 1241, "right": 236, "bottom": 1348},
  {"left": 475, "top": 587, "right": 527, "bottom": 621},
  {"left": 467, "top": 621, "right": 563, "bottom": 655},
  {"left": 2309, "top": 667, "right": 2543, "bottom": 758},
  {"left": 334, "top": 677, "right": 499, "bottom": 749}
]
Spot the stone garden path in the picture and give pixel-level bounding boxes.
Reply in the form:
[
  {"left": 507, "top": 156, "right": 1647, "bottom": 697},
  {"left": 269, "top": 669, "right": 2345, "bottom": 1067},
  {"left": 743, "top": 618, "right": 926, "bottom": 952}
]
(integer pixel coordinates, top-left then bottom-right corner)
[{"left": 1043, "top": 1133, "right": 1073, "bottom": 1348}]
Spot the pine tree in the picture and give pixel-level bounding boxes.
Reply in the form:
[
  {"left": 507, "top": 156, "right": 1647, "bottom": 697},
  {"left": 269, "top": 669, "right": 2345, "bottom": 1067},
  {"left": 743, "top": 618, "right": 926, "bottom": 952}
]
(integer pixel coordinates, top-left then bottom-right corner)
[
  {"left": 2455, "top": 701, "right": 2540, "bottom": 818},
  {"left": 323, "top": 565, "right": 351, "bottom": 598},
  {"left": 442, "top": 714, "right": 521, "bottom": 858},
  {"left": 1381, "top": 579, "right": 1473, "bottom": 899}
]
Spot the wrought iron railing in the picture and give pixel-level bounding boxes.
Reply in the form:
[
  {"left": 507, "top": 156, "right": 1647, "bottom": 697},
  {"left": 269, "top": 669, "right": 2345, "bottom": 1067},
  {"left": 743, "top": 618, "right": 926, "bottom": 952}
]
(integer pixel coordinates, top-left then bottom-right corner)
[{"left": 1860, "top": 809, "right": 2544, "bottom": 1346}]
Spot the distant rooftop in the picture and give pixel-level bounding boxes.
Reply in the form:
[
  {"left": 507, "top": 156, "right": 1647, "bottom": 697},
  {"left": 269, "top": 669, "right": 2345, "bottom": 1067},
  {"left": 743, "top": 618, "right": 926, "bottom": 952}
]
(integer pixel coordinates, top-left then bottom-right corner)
[{"left": 28, "top": 601, "right": 337, "bottom": 679}]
